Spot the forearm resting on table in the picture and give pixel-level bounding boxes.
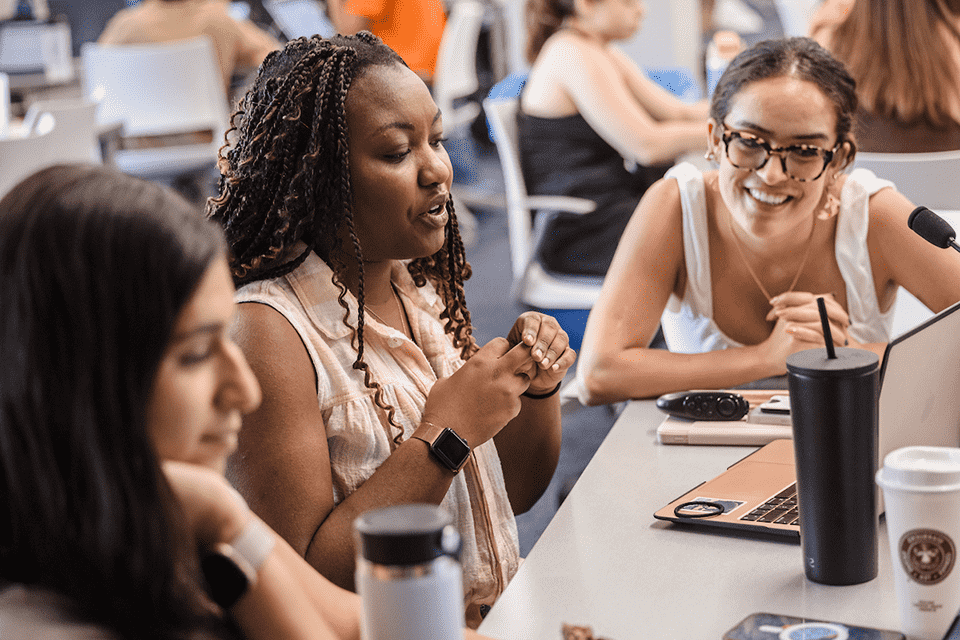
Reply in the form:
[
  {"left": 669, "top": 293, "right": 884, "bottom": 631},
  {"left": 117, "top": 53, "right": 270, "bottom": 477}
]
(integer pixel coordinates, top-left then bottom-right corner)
[
  {"left": 233, "top": 525, "right": 356, "bottom": 640},
  {"left": 580, "top": 346, "right": 776, "bottom": 404},
  {"left": 246, "top": 527, "right": 494, "bottom": 640}
]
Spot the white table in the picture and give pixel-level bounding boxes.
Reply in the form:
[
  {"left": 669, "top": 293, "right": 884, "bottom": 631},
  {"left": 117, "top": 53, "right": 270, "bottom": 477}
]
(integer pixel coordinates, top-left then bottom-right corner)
[{"left": 478, "top": 400, "right": 900, "bottom": 639}]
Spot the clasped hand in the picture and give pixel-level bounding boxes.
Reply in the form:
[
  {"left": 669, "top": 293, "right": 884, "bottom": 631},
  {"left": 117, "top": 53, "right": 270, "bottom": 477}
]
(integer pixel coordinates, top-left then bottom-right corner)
[
  {"left": 423, "top": 312, "right": 576, "bottom": 446},
  {"left": 763, "top": 292, "right": 853, "bottom": 370}
]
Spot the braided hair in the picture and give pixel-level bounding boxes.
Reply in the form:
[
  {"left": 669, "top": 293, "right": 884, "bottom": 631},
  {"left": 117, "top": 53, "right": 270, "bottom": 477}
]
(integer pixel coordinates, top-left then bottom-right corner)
[{"left": 207, "top": 32, "right": 476, "bottom": 443}]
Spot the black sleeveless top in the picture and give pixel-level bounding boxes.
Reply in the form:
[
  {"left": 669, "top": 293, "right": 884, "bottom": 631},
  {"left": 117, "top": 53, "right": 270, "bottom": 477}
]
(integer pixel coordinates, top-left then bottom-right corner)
[{"left": 517, "top": 110, "right": 669, "bottom": 276}]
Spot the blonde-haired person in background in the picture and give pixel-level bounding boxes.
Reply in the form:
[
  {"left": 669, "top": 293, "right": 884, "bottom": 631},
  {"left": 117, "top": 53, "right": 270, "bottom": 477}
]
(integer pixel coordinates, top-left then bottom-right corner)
[
  {"left": 519, "top": 0, "right": 708, "bottom": 277},
  {"left": 99, "top": 0, "right": 280, "bottom": 97},
  {"left": 811, "top": 0, "right": 960, "bottom": 152}
]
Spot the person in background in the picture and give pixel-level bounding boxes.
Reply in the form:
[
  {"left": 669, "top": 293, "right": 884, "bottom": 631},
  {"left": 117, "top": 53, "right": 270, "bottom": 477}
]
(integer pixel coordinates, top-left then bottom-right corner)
[
  {"left": 98, "top": 0, "right": 280, "bottom": 96},
  {"left": 519, "top": 0, "right": 708, "bottom": 277},
  {"left": 207, "top": 33, "right": 574, "bottom": 628},
  {"left": 0, "top": 0, "right": 48, "bottom": 20},
  {"left": 326, "top": 0, "right": 446, "bottom": 84},
  {"left": 811, "top": 0, "right": 960, "bottom": 152},
  {"left": 576, "top": 37, "right": 960, "bottom": 404}
]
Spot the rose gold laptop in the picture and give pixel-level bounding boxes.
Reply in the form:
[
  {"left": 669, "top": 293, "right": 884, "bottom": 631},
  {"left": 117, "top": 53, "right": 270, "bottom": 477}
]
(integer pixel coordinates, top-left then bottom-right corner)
[{"left": 654, "top": 298, "right": 960, "bottom": 538}]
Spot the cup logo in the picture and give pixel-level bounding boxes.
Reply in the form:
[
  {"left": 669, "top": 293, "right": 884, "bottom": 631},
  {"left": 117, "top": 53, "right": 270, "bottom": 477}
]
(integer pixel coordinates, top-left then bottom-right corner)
[{"left": 899, "top": 529, "right": 956, "bottom": 585}]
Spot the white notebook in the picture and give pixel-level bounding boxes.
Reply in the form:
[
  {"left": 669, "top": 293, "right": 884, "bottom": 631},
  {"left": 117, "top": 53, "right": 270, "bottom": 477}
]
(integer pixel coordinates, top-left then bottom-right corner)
[{"left": 656, "top": 413, "right": 791, "bottom": 446}]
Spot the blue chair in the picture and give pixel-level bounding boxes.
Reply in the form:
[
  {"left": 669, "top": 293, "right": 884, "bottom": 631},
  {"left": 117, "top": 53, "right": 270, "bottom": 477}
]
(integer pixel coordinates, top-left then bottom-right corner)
[{"left": 646, "top": 66, "right": 703, "bottom": 102}]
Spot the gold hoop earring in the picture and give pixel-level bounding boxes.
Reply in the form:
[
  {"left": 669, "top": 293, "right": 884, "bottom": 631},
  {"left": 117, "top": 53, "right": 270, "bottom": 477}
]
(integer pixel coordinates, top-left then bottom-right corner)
[{"left": 817, "top": 175, "right": 841, "bottom": 220}]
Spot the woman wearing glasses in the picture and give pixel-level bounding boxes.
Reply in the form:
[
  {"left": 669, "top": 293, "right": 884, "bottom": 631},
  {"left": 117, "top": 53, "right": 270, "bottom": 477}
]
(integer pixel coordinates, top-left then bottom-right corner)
[{"left": 576, "top": 37, "right": 960, "bottom": 403}]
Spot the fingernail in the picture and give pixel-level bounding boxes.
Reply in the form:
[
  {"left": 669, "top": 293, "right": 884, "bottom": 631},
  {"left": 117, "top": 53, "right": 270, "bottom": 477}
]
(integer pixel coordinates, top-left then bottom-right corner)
[
  {"left": 770, "top": 296, "right": 779, "bottom": 305},
  {"left": 524, "top": 332, "right": 535, "bottom": 344},
  {"left": 533, "top": 349, "right": 543, "bottom": 359},
  {"left": 552, "top": 363, "right": 560, "bottom": 371},
  {"left": 541, "top": 357, "right": 550, "bottom": 365}
]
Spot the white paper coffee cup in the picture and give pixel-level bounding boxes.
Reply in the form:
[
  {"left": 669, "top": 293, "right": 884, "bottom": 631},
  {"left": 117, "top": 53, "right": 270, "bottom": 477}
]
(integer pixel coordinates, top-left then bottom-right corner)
[{"left": 877, "top": 446, "right": 960, "bottom": 640}]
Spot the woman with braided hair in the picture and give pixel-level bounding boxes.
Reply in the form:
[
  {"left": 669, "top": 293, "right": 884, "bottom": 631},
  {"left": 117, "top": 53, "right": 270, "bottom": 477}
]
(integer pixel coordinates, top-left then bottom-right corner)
[{"left": 207, "top": 32, "right": 575, "bottom": 628}]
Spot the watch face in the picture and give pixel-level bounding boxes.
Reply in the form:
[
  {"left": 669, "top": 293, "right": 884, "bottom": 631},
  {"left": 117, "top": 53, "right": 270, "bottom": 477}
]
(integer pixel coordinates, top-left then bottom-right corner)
[
  {"left": 433, "top": 428, "right": 470, "bottom": 471},
  {"left": 201, "top": 550, "right": 250, "bottom": 609}
]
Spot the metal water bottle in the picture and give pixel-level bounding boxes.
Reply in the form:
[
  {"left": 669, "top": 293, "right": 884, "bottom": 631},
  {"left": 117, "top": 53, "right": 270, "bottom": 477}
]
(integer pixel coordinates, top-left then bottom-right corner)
[{"left": 354, "top": 504, "right": 465, "bottom": 640}]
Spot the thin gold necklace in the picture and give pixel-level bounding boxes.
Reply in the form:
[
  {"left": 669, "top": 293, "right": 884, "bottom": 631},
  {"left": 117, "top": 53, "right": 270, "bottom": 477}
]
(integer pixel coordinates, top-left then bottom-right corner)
[
  {"left": 364, "top": 283, "right": 411, "bottom": 339},
  {"left": 726, "top": 211, "right": 816, "bottom": 303}
]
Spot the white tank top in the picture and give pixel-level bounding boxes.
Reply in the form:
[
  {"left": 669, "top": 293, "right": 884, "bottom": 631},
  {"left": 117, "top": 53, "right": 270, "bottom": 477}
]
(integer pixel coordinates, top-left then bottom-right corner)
[{"left": 661, "top": 162, "right": 897, "bottom": 353}]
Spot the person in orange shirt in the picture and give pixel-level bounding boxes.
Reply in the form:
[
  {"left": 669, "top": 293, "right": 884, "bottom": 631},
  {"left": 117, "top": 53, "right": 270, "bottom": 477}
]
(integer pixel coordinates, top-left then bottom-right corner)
[{"left": 326, "top": 0, "right": 446, "bottom": 83}]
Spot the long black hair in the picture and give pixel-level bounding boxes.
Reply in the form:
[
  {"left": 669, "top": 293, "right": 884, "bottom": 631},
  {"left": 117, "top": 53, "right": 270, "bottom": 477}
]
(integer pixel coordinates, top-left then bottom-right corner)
[
  {"left": 0, "top": 164, "right": 233, "bottom": 639},
  {"left": 208, "top": 32, "right": 476, "bottom": 443}
]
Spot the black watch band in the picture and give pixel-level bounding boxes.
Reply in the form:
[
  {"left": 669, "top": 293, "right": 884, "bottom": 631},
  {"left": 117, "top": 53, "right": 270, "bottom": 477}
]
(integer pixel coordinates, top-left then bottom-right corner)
[
  {"left": 412, "top": 423, "right": 471, "bottom": 473},
  {"left": 200, "top": 517, "right": 275, "bottom": 609}
]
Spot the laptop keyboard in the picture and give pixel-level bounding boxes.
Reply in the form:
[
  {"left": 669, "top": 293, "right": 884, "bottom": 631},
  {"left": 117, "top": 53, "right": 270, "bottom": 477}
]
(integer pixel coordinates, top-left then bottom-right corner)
[{"left": 738, "top": 484, "right": 799, "bottom": 526}]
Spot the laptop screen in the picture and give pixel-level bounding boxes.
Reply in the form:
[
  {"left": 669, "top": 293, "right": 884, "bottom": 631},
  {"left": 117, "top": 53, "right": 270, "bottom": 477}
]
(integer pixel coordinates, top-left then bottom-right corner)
[{"left": 878, "top": 297, "right": 960, "bottom": 463}]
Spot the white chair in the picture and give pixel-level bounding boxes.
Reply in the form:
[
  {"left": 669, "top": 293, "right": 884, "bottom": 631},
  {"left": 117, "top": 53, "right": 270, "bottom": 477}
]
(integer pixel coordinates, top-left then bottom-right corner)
[
  {"left": 853, "top": 149, "right": 960, "bottom": 212},
  {"left": 80, "top": 36, "right": 230, "bottom": 182},
  {"left": 434, "top": 0, "right": 486, "bottom": 137},
  {"left": 852, "top": 151, "right": 960, "bottom": 334},
  {"left": 482, "top": 96, "right": 603, "bottom": 309},
  {"left": 0, "top": 112, "right": 58, "bottom": 197},
  {"left": 23, "top": 97, "right": 102, "bottom": 164},
  {"left": 0, "top": 19, "right": 73, "bottom": 81},
  {"left": 0, "top": 71, "right": 8, "bottom": 138},
  {"left": 772, "top": 0, "right": 822, "bottom": 37}
]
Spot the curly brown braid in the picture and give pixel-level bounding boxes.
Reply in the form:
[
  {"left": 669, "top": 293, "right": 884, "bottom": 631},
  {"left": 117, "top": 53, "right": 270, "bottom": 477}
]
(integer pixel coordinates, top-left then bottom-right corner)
[{"left": 207, "top": 32, "right": 476, "bottom": 445}]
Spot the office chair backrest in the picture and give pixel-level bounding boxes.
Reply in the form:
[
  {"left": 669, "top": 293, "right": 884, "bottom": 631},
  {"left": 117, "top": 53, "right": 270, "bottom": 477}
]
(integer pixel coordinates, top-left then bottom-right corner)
[
  {"left": 853, "top": 150, "right": 960, "bottom": 212},
  {"left": 81, "top": 36, "right": 229, "bottom": 141},
  {"left": 482, "top": 96, "right": 531, "bottom": 278},
  {"left": 0, "top": 19, "right": 73, "bottom": 80},
  {"left": 24, "top": 97, "right": 102, "bottom": 164},
  {"left": 0, "top": 113, "right": 59, "bottom": 198},
  {"left": 434, "top": 0, "right": 485, "bottom": 133}
]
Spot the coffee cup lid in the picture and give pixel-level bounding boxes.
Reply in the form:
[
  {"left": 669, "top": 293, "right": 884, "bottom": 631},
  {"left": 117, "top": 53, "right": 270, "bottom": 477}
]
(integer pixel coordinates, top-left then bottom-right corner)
[
  {"left": 786, "top": 346, "right": 879, "bottom": 377},
  {"left": 876, "top": 446, "right": 960, "bottom": 493}
]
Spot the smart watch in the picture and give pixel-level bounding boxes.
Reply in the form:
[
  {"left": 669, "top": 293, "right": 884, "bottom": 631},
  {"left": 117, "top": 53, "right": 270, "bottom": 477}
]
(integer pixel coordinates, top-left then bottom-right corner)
[
  {"left": 200, "top": 517, "right": 275, "bottom": 609},
  {"left": 413, "top": 422, "right": 471, "bottom": 474}
]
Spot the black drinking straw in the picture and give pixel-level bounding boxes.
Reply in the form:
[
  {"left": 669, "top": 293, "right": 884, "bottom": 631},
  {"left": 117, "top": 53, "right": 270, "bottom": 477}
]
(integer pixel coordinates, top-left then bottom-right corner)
[{"left": 817, "top": 296, "right": 837, "bottom": 359}]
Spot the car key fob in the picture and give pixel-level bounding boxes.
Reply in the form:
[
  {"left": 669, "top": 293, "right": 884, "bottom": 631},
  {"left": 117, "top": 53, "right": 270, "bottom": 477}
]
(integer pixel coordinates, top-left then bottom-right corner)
[{"left": 656, "top": 391, "right": 749, "bottom": 421}]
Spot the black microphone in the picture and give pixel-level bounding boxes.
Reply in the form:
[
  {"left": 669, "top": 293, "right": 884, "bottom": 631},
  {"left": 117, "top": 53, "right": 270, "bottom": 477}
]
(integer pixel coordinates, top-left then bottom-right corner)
[{"left": 908, "top": 206, "right": 960, "bottom": 253}]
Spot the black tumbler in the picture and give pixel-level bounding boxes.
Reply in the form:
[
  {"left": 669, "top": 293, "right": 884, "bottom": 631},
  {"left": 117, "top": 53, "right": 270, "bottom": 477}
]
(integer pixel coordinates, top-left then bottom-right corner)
[{"left": 787, "top": 346, "right": 880, "bottom": 585}]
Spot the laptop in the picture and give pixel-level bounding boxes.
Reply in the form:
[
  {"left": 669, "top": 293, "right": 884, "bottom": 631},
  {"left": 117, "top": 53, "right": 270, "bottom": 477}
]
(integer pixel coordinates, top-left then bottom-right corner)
[{"left": 654, "top": 297, "right": 960, "bottom": 538}]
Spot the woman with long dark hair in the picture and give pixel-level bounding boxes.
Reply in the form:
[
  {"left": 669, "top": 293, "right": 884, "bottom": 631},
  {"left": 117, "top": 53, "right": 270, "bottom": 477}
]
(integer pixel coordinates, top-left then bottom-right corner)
[
  {"left": 207, "top": 32, "right": 575, "bottom": 628},
  {"left": 0, "top": 163, "right": 364, "bottom": 639}
]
